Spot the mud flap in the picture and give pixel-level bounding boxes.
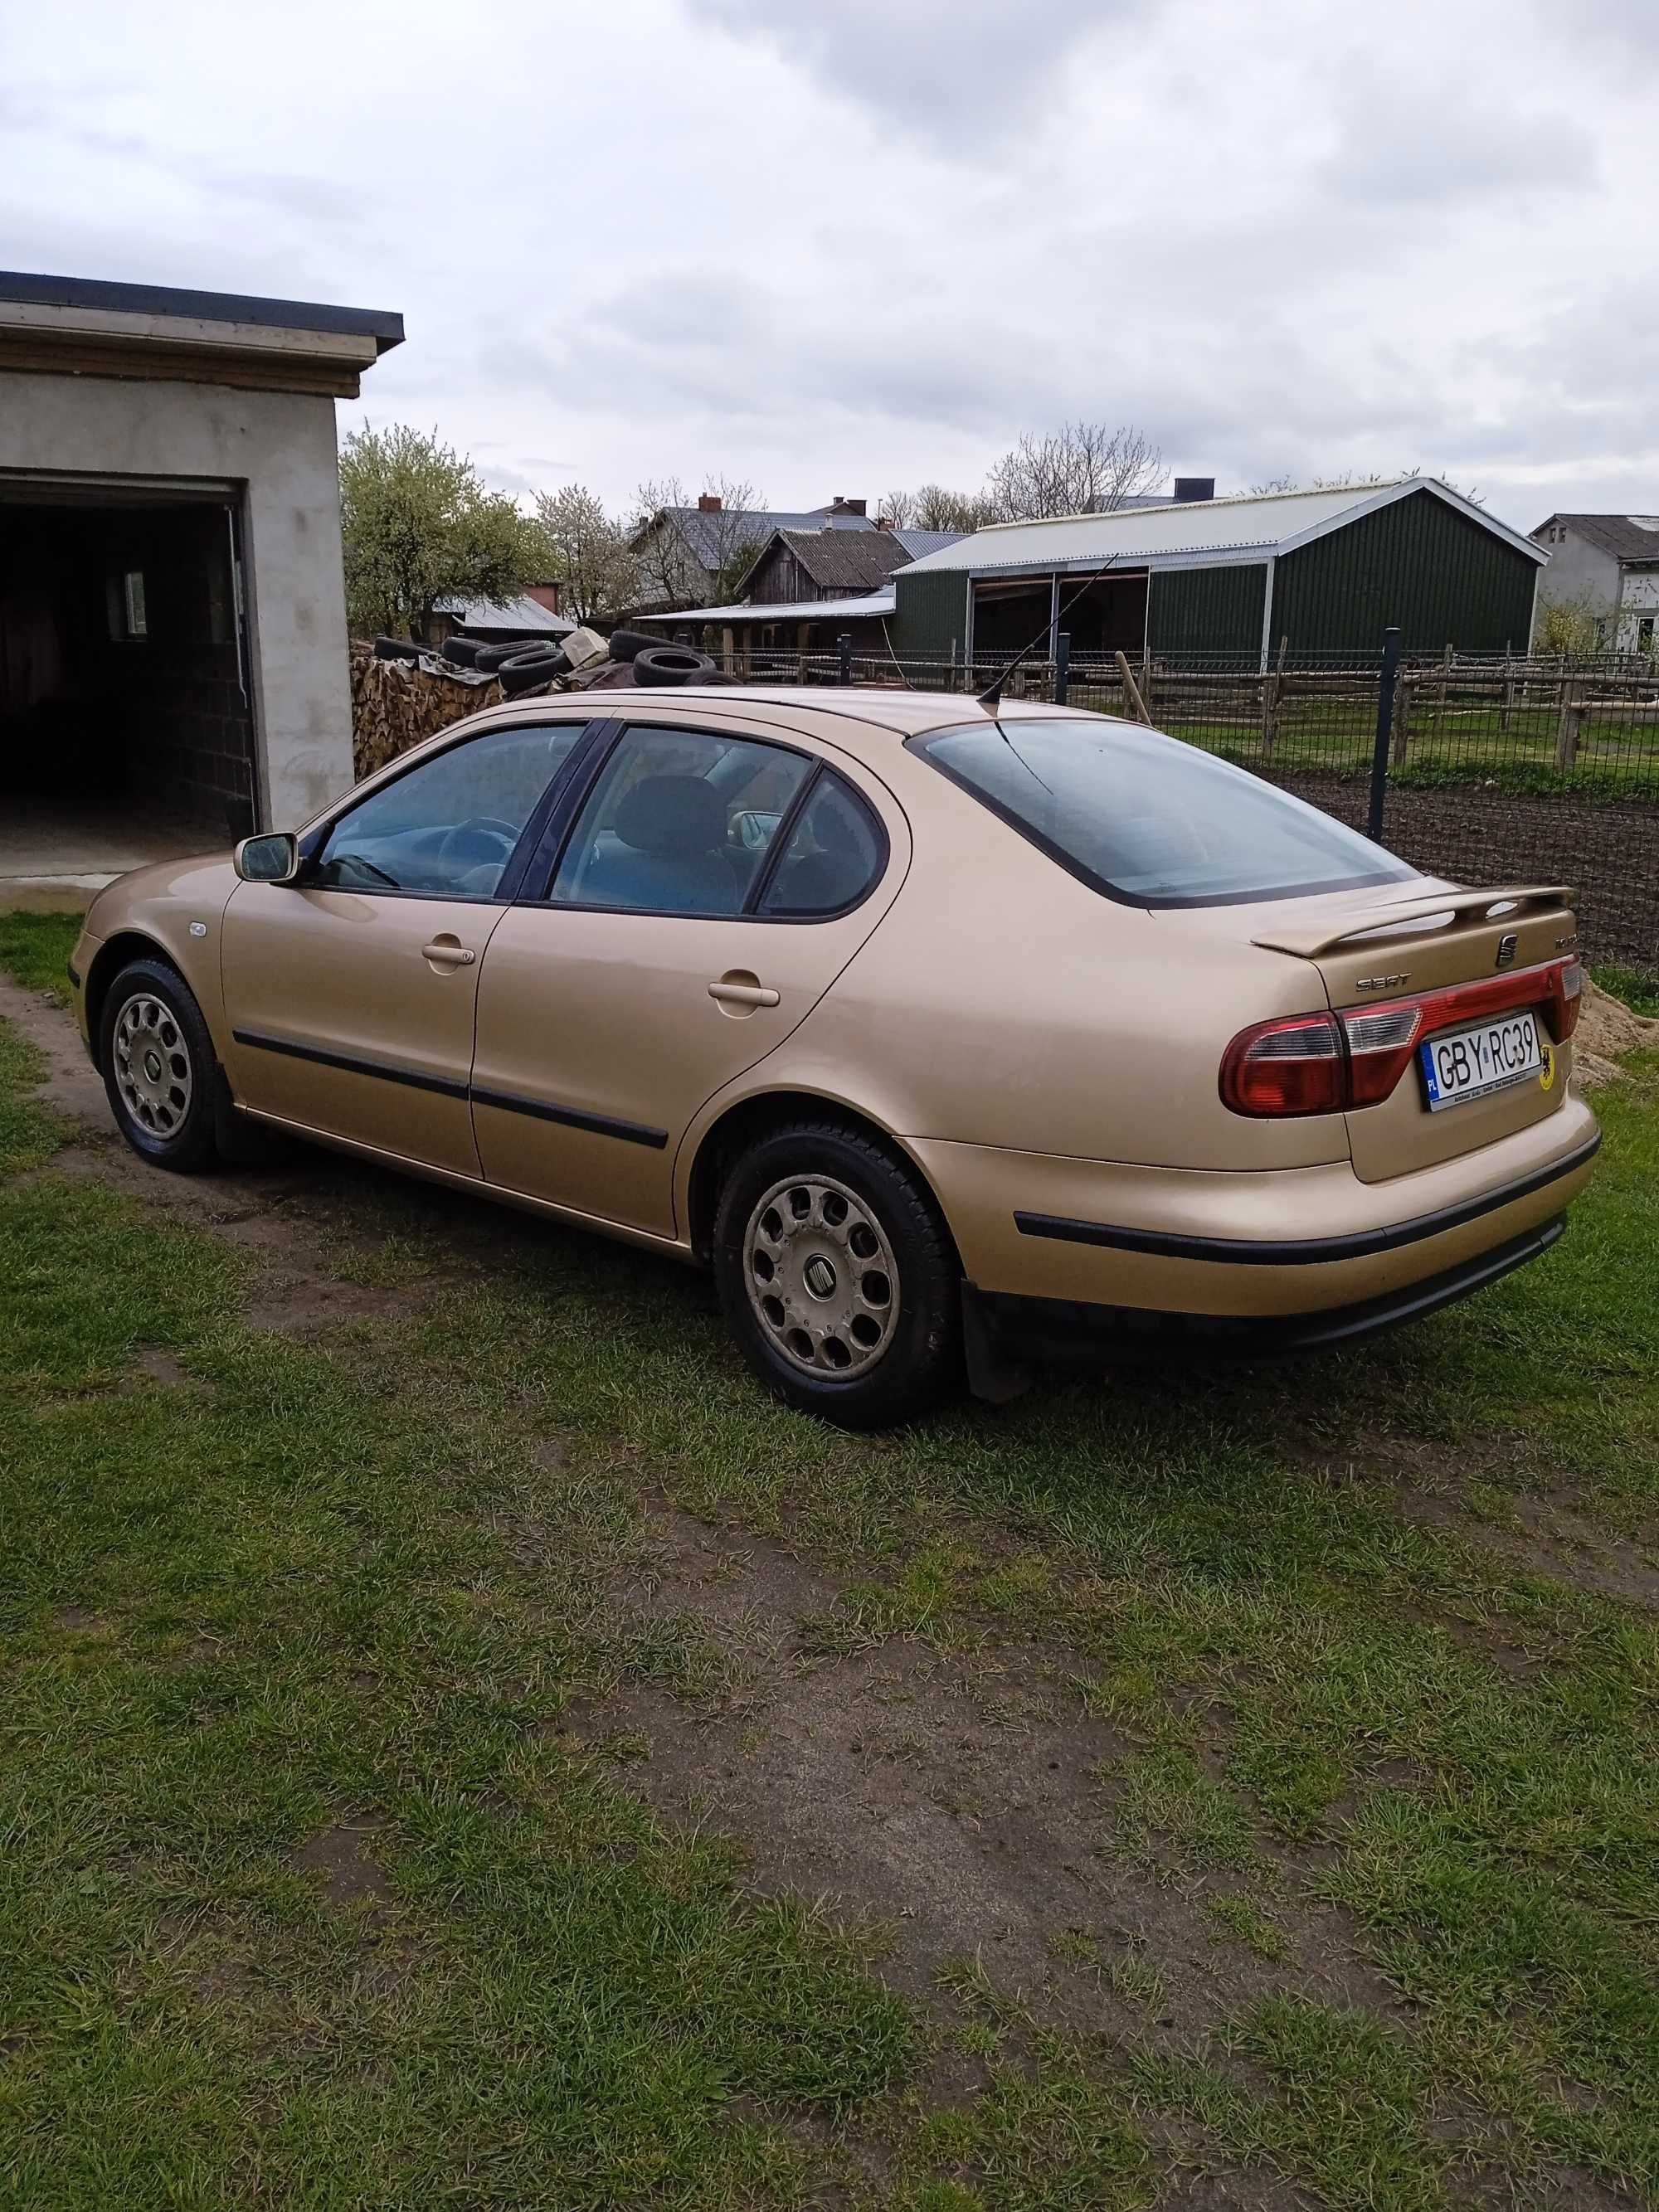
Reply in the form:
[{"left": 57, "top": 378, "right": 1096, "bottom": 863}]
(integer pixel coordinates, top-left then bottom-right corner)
[
  {"left": 961, "top": 1281, "right": 1032, "bottom": 1405},
  {"left": 212, "top": 1066, "right": 285, "bottom": 1164}
]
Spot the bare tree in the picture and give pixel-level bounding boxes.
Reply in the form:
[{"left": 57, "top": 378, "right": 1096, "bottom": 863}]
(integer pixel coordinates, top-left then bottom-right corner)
[
  {"left": 533, "top": 484, "right": 637, "bottom": 626},
  {"left": 912, "top": 484, "right": 997, "bottom": 532},
  {"left": 630, "top": 474, "right": 769, "bottom": 609},
  {"left": 877, "top": 487, "right": 917, "bottom": 529},
  {"left": 984, "top": 422, "right": 1163, "bottom": 522}
]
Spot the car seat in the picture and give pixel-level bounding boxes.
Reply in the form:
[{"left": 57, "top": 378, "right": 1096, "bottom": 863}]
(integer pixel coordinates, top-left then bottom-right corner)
[{"left": 576, "top": 775, "right": 743, "bottom": 913}]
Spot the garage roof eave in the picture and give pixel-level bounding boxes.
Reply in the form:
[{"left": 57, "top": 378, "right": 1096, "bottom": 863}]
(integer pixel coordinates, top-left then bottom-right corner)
[
  {"left": 0, "top": 270, "right": 404, "bottom": 354},
  {"left": 0, "top": 270, "right": 404, "bottom": 397}
]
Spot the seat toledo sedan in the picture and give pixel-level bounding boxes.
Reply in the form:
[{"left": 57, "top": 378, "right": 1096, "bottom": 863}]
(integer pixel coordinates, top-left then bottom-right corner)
[{"left": 71, "top": 687, "right": 1599, "bottom": 1427}]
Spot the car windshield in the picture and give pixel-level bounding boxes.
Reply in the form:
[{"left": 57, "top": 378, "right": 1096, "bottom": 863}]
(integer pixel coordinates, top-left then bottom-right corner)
[{"left": 915, "top": 717, "right": 1420, "bottom": 907}]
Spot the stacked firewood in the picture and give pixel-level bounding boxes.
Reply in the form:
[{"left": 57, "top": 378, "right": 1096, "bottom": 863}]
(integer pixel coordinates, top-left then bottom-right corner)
[{"left": 348, "top": 642, "right": 503, "bottom": 781}]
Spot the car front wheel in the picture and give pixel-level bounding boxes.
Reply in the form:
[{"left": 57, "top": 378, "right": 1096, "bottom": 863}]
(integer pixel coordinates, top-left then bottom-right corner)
[
  {"left": 100, "top": 956, "right": 221, "bottom": 1173},
  {"left": 713, "top": 1121, "right": 961, "bottom": 1428}
]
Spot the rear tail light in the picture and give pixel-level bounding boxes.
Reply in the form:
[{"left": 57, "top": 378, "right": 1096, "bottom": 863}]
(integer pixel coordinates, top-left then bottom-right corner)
[
  {"left": 1550, "top": 958, "right": 1584, "bottom": 1039},
  {"left": 1220, "top": 1013, "right": 1344, "bottom": 1117},
  {"left": 1222, "top": 955, "right": 1582, "bottom": 1119}
]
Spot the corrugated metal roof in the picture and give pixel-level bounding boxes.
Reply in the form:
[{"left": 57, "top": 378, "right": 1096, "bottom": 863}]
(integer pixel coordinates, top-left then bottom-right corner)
[
  {"left": 439, "top": 594, "right": 574, "bottom": 634},
  {"left": 898, "top": 479, "right": 1546, "bottom": 576},
  {"left": 642, "top": 589, "right": 897, "bottom": 625},
  {"left": 768, "top": 529, "right": 911, "bottom": 592},
  {"left": 892, "top": 527, "right": 969, "bottom": 559}
]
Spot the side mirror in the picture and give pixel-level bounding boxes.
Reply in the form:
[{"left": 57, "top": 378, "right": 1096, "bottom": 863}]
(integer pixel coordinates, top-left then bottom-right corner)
[{"left": 234, "top": 831, "right": 301, "bottom": 884}]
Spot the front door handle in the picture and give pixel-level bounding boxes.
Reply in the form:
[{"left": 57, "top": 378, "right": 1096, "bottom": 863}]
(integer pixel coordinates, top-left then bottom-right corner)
[
  {"left": 422, "top": 936, "right": 477, "bottom": 970},
  {"left": 709, "top": 975, "right": 780, "bottom": 1009}
]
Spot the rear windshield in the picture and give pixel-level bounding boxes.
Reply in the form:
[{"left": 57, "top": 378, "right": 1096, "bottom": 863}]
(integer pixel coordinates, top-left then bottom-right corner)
[{"left": 913, "top": 718, "right": 1419, "bottom": 907}]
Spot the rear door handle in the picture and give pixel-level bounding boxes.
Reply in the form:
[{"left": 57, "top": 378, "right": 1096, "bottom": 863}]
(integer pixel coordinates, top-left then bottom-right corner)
[
  {"left": 422, "top": 937, "right": 477, "bottom": 969},
  {"left": 708, "top": 978, "right": 780, "bottom": 1009}
]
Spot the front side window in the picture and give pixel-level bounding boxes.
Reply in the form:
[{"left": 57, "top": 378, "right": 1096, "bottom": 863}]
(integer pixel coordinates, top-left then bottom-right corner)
[
  {"left": 550, "top": 726, "right": 812, "bottom": 916},
  {"left": 314, "top": 722, "right": 588, "bottom": 897},
  {"left": 914, "top": 718, "right": 1419, "bottom": 907}
]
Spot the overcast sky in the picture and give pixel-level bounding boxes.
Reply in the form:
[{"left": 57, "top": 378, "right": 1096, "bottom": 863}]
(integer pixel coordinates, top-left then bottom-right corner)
[{"left": 2, "top": 0, "right": 1653, "bottom": 533}]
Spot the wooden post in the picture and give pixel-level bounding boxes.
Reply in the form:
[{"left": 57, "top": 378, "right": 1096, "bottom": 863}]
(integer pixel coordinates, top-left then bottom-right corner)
[
  {"left": 1390, "top": 670, "right": 1412, "bottom": 766},
  {"left": 1116, "top": 649, "right": 1152, "bottom": 726},
  {"left": 1140, "top": 647, "right": 1154, "bottom": 719},
  {"left": 1555, "top": 693, "right": 1584, "bottom": 771},
  {"left": 1261, "top": 634, "right": 1287, "bottom": 759},
  {"left": 721, "top": 625, "right": 734, "bottom": 676},
  {"left": 1501, "top": 649, "right": 1514, "bottom": 737}
]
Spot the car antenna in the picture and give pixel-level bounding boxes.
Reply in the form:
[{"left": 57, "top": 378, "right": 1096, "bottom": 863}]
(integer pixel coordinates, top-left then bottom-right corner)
[{"left": 976, "top": 553, "right": 1120, "bottom": 712}]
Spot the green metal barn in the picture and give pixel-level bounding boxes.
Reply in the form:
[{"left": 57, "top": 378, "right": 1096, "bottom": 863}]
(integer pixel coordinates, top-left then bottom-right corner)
[{"left": 886, "top": 479, "right": 1547, "bottom": 668}]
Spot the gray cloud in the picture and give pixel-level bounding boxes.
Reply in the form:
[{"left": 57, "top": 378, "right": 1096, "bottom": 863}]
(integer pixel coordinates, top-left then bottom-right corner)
[
  {"left": 683, "top": 0, "right": 1141, "bottom": 146},
  {"left": 0, "top": 0, "right": 1652, "bottom": 530}
]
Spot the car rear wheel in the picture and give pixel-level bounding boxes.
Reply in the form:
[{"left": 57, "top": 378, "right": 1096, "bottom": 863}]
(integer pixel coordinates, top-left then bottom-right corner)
[
  {"left": 100, "top": 956, "right": 221, "bottom": 1174},
  {"left": 713, "top": 1122, "right": 961, "bottom": 1428}
]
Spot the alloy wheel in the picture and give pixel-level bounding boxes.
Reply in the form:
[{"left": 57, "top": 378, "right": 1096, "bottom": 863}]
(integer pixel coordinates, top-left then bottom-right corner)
[
  {"left": 742, "top": 1173, "right": 900, "bottom": 1378},
  {"left": 112, "top": 993, "right": 194, "bottom": 1139}
]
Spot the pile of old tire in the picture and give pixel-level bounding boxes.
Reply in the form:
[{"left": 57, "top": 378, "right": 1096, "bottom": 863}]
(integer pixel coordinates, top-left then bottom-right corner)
[{"left": 444, "top": 634, "right": 571, "bottom": 695}]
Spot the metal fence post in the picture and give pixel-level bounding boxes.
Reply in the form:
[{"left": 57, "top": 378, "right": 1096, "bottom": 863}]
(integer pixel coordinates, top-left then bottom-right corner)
[
  {"left": 1368, "top": 626, "right": 1402, "bottom": 843},
  {"left": 838, "top": 633, "right": 853, "bottom": 686},
  {"left": 1054, "top": 630, "right": 1071, "bottom": 706}
]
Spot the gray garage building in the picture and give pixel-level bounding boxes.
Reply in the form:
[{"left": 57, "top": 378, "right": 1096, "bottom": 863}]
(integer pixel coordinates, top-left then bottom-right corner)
[
  {"left": 0, "top": 270, "right": 401, "bottom": 895},
  {"left": 887, "top": 479, "right": 1548, "bottom": 668}
]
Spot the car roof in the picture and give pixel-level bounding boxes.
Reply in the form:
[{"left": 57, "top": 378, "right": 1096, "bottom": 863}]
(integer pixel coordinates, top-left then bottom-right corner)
[
  {"left": 365, "top": 687, "right": 1121, "bottom": 803},
  {"left": 631, "top": 685, "right": 1107, "bottom": 739}
]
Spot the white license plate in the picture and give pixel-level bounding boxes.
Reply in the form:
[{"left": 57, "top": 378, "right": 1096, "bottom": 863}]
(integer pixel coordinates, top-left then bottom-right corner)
[{"left": 1420, "top": 1011, "right": 1544, "bottom": 1111}]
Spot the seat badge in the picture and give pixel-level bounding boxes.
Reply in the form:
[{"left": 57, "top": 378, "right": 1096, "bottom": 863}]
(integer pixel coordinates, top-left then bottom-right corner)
[
  {"left": 1355, "top": 973, "right": 1410, "bottom": 992},
  {"left": 1495, "top": 932, "right": 1518, "bottom": 968}
]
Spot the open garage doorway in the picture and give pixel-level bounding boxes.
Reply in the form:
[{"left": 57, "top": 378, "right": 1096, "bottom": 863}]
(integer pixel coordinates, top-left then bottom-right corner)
[
  {"left": 970, "top": 569, "right": 1149, "bottom": 664},
  {"left": 0, "top": 479, "right": 256, "bottom": 896}
]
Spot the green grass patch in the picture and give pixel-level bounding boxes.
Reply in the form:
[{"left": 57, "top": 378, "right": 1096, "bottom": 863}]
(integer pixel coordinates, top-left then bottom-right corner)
[{"left": 0, "top": 908, "right": 81, "bottom": 1000}]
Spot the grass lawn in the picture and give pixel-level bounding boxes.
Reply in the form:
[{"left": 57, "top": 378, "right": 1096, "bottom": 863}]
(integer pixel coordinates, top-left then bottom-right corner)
[{"left": 2, "top": 907, "right": 1657, "bottom": 2210}]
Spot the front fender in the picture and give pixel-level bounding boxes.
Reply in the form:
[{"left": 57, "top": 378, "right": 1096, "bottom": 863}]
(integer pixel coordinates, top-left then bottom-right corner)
[{"left": 78, "top": 854, "right": 241, "bottom": 1058}]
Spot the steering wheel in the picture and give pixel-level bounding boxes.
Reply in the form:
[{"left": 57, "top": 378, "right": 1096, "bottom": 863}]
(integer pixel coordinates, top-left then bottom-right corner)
[{"left": 435, "top": 815, "right": 520, "bottom": 867}]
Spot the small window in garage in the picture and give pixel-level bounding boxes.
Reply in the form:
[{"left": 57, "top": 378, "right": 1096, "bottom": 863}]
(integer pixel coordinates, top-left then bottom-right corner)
[{"left": 106, "top": 568, "right": 148, "bottom": 641}]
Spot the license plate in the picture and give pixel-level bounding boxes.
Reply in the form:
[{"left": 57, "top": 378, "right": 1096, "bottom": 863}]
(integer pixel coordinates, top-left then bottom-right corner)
[{"left": 1420, "top": 1011, "right": 1544, "bottom": 1111}]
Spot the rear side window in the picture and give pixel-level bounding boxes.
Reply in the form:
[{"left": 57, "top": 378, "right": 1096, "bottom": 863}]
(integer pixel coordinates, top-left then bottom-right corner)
[
  {"left": 550, "top": 725, "right": 812, "bottom": 916},
  {"left": 914, "top": 718, "right": 1418, "bottom": 907},
  {"left": 760, "top": 771, "right": 885, "bottom": 916}
]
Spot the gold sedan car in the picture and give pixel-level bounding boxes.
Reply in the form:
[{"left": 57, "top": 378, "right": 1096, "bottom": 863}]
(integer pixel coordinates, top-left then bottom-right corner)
[{"left": 71, "top": 688, "right": 1598, "bottom": 1427}]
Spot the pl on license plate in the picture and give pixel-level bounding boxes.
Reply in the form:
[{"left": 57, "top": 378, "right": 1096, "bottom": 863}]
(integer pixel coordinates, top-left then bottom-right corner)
[{"left": 1420, "top": 1011, "right": 1545, "bottom": 1111}]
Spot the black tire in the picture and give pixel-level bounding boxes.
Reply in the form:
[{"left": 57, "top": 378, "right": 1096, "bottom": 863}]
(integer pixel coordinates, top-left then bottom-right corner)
[
  {"left": 498, "top": 645, "right": 570, "bottom": 694},
  {"left": 99, "top": 956, "right": 221, "bottom": 1174},
  {"left": 373, "top": 634, "right": 423, "bottom": 663},
  {"left": 634, "top": 644, "right": 718, "bottom": 687},
  {"left": 472, "top": 638, "right": 545, "bottom": 673},
  {"left": 606, "top": 627, "right": 665, "bottom": 664},
  {"left": 440, "top": 634, "right": 483, "bottom": 667},
  {"left": 713, "top": 1121, "right": 961, "bottom": 1429}
]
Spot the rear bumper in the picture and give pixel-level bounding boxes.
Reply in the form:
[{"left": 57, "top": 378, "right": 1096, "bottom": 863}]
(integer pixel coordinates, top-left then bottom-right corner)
[
  {"left": 912, "top": 1095, "right": 1600, "bottom": 1323},
  {"left": 971, "top": 1215, "right": 1565, "bottom": 1367}
]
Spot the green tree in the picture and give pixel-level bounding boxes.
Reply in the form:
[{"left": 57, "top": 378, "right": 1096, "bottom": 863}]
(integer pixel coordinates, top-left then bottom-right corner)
[
  {"left": 338, "top": 424, "right": 543, "bottom": 640},
  {"left": 533, "top": 484, "right": 638, "bottom": 625}
]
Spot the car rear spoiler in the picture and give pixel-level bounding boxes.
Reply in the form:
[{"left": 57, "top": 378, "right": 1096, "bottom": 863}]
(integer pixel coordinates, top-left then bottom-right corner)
[{"left": 1252, "top": 884, "right": 1576, "bottom": 960}]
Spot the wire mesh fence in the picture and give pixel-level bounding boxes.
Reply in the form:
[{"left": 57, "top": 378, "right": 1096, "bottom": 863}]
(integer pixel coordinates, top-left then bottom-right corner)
[{"left": 718, "top": 641, "right": 1659, "bottom": 975}]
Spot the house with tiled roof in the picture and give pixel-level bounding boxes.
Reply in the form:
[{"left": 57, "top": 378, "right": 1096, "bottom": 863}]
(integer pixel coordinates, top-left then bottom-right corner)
[
  {"left": 1530, "top": 512, "right": 1659, "bottom": 654},
  {"left": 628, "top": 493, "right": 878, "bottom": 614}
]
